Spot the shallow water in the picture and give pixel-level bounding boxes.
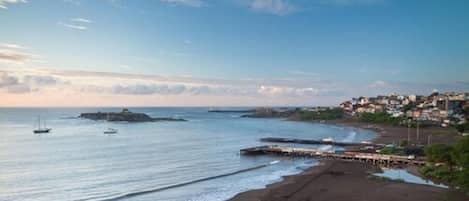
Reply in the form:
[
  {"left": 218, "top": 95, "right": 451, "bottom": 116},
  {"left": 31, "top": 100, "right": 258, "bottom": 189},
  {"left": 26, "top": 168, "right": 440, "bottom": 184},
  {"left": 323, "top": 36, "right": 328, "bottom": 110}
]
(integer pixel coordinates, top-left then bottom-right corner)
[
  {"left": 0, "top": 107, "right": 376, "bottom": 201},
  {"left": 374, "top": 168, "right": 448, "bottom": 188}
]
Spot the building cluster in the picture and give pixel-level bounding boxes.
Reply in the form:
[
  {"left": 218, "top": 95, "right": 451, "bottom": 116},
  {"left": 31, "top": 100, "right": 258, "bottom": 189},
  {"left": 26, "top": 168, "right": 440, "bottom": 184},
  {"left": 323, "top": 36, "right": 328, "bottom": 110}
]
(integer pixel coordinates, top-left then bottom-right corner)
[{"left": 340, "top": 92, "right": 469, "bottom": 126}]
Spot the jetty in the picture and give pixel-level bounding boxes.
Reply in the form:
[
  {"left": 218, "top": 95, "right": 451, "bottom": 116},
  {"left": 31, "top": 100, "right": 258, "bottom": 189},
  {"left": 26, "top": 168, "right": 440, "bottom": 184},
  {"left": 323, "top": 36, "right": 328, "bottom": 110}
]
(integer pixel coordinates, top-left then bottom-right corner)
[
  {"left": 260, "top": 137, "right": 378, "bottom": 147},
  {"left": 240, "top": 145, "right": 426, "bottom": 166}
]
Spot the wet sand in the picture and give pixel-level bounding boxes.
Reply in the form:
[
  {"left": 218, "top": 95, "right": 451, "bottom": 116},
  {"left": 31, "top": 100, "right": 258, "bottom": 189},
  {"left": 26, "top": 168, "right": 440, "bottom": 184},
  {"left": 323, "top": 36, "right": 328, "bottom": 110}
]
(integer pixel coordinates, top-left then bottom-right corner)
[{"left": 229, "top": 160, "right": 451, "bottom": 201}]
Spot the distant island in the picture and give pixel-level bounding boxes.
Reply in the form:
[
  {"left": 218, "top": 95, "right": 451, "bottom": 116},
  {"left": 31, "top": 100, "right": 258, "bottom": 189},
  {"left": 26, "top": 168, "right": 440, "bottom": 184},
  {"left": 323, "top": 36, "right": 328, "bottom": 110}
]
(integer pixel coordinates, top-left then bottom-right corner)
[{"left": 80, "top": 108, "right": 187, "bottom": 122}]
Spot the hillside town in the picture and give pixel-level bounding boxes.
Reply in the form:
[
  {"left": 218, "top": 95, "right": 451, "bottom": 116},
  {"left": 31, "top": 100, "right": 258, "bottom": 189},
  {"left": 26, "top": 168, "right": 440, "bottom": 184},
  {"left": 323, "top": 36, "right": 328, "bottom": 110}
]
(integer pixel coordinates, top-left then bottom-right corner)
[{"left": 340, "top": 92, "right": 469, "bottom": 127}]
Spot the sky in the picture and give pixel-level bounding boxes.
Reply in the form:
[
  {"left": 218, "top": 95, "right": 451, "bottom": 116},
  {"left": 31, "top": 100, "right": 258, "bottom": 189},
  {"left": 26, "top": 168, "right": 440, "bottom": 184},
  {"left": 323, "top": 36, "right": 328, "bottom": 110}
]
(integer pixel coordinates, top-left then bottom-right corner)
[{"left": 0, "top": 0, "right": 468, "bottom": 107}]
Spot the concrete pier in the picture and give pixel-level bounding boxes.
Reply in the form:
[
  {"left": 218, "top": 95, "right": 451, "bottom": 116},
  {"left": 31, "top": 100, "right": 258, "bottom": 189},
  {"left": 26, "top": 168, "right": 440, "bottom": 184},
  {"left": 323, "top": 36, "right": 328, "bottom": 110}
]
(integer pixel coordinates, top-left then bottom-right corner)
[{"left": 240, "top": 145, "right": 426, "bottom": 166}]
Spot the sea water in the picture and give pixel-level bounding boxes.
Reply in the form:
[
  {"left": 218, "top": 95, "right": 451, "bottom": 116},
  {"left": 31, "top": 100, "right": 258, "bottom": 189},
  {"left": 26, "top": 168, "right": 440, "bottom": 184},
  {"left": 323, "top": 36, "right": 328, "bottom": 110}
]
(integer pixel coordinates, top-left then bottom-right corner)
[{"left": 0, "top": 107, "right": 376, "bottom": 201}]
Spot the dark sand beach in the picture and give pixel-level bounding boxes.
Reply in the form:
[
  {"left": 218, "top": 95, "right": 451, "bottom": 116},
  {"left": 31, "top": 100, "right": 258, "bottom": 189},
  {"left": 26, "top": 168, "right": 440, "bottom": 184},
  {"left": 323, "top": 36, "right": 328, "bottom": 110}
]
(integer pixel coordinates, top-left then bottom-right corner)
[
  {"left": 294, "top": 117, "right": 461, "bottom": 145},
  {"left": 230, "top": 160, "right": 459, "bottom": 201},
  {"left": 230, "top": 118, "right": 467, "bottom": 201}
]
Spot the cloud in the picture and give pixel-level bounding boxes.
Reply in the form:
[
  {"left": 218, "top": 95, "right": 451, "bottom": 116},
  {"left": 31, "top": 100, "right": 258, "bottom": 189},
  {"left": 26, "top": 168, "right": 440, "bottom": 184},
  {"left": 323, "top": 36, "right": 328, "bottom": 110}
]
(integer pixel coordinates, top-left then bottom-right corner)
[
  {"left": 111, "top": 84, "right": 187, "bottom": 95},
  {"left": 0, "top": 71, "right": 64, "bottom": 93},
  {"left": 0, "top": 71, "right": 19, "bottom": 87},
  {"left": 160, "top": 0, "right": 205, "bottom": 7},
  {"left": 59, "top": 22, "right": 88, "bottom": 30},
  {"left": 0, "top": 49, "right": 33, "bottom": 64},
  {"left": 257, "top": 85, "right": 320, "bottom": 97},
  {"left": 1, "top": 43, "right": 27, "bottom": 49},
  {"left": 24, "top": 75, "right": 59, "bottom": 86},
  {"left": 0, "top": 0, "right": 27, "bottom": 9},
  {"left": 70, "top": 18, "right": 92, "bottom": 23},
  {"left": 248, "top": 0, "right": 296, "bottom": 15},
  {"left": 6, "top": 84, "right": 31, "bottom": 93},
  {"left": 59, "top": 17, "right": 92, "bottom": 31},
  {"left": 1, "top": 68, "right": 468, "bottom": 106}
]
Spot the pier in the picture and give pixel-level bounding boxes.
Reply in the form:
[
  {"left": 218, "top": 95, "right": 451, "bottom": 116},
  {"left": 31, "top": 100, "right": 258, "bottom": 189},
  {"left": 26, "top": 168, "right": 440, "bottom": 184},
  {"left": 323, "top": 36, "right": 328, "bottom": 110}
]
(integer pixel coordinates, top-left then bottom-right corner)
[{"left": 240, "top": 145, "right": 427, "bottom": 166}]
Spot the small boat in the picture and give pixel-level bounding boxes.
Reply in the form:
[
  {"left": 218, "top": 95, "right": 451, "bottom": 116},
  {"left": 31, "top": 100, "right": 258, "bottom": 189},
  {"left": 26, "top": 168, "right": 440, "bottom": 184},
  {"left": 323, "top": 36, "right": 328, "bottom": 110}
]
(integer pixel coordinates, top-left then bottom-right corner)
[
  {"left": 33, "top": 116, "right": 51, "bottom": 134},
  {"left": 322, "top": 137, "right": 334, "bottom": 142},
  {"left": 104, "top": 128, "right": 118, "bottom": 134},
  {"left": 103, "top": 113, "right": 118, "bottom": 134}
]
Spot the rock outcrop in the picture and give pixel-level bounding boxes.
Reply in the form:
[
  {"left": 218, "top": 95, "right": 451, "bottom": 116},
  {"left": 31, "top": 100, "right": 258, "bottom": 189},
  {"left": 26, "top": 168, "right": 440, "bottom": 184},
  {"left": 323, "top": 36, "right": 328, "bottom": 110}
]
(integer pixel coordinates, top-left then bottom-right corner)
[
  {"left": 241, "top": 107, "right": 297, "bottom": 118},
  {"left": 80, "top": 108, "right": 187, "bottom": 122}
]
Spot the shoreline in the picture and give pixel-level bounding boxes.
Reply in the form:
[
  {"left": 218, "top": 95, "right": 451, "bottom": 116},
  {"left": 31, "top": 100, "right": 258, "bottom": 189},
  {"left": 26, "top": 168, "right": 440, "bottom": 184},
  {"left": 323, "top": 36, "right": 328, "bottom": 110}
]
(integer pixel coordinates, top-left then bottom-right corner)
[
  {"left": 289, "top": 117, "right": 461, "bottom": 145},
  {"left": 229, "top": 160, "right": 451, "bottom": 201},
  {"left": 229, "top": 117, "right": 465, "bottom": 201}
]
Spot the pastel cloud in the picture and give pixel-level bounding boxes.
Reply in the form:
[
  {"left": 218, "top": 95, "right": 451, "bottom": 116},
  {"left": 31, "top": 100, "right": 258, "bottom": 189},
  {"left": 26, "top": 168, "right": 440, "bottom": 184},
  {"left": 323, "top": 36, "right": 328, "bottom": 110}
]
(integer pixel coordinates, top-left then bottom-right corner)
[
  {"left": 0, "top": 68, "right": 468, "bottom": 107},
  {"left": 1, "top": 43, "right": 27, "bottom": 49},
  {"left": 0, "top": 71, "right": 65, "bottom": 94},
  {"left": 0, "top": 49, "right": 34, "bottom": 64}
]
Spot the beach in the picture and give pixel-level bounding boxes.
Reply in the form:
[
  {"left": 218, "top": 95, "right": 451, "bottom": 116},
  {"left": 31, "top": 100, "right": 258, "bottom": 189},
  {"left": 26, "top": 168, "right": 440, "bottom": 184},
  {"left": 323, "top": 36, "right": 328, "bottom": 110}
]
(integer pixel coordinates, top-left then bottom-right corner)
[
  {"left": 230, "top": 117, "right": 466, "bottom": 201},
  {"left": 320, "top": 118, "right": 461, "bottom": 145},
  {"left": 230, "top": 160, "right": 451, "bottom": 201},
  {"left": 288, "top": 117, "right": 461, "bottom": 145}
]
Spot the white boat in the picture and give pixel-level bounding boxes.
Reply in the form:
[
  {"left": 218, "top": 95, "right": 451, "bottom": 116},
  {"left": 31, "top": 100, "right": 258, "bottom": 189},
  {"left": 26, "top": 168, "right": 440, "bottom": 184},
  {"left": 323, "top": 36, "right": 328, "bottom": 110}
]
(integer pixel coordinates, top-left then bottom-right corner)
[
  {"left": 33, "top": 116, "right": 51, "bottom": 134},
  {"left": 104, "top": 127, "right": 118, "bottom": 134},
  {"left": 103, "top": 113, "right": 118, "bottom": 134},
  {"left": 322, "top": 137, "right": 334, "bottom": 142}
]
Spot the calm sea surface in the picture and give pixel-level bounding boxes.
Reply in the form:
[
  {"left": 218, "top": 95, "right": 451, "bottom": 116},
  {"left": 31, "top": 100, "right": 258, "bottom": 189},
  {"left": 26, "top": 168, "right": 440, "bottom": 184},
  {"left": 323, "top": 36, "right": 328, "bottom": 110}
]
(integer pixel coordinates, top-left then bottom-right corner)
[{"left": 0, "top": 107, "right": 376, "bottom": 201}]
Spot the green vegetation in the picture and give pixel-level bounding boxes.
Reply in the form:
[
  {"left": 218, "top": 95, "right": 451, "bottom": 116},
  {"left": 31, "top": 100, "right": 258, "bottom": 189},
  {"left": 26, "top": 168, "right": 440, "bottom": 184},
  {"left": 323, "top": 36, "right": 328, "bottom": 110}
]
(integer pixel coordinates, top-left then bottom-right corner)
[
  {"left": 297, "top": 108, "right": 344, "bottom": 121},
  {"left": 419, "top": 166, "right": 451, "bottom": 183},
  {"left": 456, "top": 122, "right": 469, "bottom": 133},
  {"left": 425, "top": 144, "right": 455, "bottom": 167},
  {"left": 399, "top": 140, "right": 409, "bottom": 147},
  {"left": 421, "top": 136, "right": 469, "bottom": 194},
  {"left": 359, "top": 112, "right": 403, "bottom": 126},
  {"left": 379, "top": 147, "right": 406, "bottom": 155},
  {"left": 453, "top": 136, "right": 469, "bottom": 192}
]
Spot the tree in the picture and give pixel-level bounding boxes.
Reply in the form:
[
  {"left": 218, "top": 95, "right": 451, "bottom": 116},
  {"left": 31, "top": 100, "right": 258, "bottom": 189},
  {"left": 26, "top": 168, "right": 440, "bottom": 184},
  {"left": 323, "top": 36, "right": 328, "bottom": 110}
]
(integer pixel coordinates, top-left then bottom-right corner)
[
  {"left": 452, "top": 136, "right": 469, "bottom": 192},
  {"left": 425, "top": 144, "right": 455, "bottom": 180},
  {"left": 456, "top": 122, "right": 469, "bottom": 133}
]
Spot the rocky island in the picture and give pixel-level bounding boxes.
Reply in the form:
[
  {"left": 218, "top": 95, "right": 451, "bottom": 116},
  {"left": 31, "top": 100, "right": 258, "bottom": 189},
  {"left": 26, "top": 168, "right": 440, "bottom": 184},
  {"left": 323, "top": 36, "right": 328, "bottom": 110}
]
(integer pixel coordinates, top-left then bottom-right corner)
[{"left": 80, "top": 108, "right": 187, "bottom": 122}]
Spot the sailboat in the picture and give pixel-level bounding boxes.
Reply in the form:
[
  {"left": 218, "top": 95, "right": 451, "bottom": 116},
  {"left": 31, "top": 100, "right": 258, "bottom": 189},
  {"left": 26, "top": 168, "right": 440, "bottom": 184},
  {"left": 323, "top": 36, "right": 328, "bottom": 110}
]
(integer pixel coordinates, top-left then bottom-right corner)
[
  {"left": 103, "top": 113, "right": 118, "bottom": 134},
  {"left": 33, "top": 116, "right": 51, "bottom": 134}
]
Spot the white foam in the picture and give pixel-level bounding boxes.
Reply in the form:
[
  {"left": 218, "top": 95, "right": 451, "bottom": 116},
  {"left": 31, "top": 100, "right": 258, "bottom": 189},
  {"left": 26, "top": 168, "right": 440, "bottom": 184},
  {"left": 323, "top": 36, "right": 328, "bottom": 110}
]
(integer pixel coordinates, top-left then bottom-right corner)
[{"left": 187, "top": 161, "right": 315, "bottom": 201}]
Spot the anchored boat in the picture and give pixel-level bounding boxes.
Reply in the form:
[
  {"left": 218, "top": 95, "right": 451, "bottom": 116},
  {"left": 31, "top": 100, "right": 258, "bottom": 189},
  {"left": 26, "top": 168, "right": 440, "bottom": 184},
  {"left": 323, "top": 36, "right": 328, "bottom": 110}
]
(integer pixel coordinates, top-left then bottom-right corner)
[
  {"left": 103, "top": 113, "right": 118, "bottom": 134},
  {"left": 33, "top": 116, "right": 51, "bottom": 134}
]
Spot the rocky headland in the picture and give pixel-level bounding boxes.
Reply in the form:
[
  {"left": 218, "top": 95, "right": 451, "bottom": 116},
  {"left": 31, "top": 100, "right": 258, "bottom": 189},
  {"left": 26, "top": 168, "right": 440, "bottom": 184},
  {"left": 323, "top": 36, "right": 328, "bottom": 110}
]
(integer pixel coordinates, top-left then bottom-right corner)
[{"left": 241, "top": 107, "right": 297, "bottom": 118}]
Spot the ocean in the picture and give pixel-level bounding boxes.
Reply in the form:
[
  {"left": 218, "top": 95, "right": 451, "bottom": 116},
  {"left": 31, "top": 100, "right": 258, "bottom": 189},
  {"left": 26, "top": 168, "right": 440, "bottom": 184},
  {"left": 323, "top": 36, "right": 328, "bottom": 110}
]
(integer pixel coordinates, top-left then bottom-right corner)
[{"left": 0, "top": 107, "right": 376, "bottom": 201}]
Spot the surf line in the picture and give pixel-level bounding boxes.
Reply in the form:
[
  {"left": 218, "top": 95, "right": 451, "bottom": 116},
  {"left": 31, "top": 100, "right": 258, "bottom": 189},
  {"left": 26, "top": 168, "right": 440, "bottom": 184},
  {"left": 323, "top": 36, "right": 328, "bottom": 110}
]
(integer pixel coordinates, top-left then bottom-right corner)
[{"left": 102, "top": 160, "right": 280, "bottom": 201}]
